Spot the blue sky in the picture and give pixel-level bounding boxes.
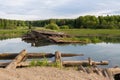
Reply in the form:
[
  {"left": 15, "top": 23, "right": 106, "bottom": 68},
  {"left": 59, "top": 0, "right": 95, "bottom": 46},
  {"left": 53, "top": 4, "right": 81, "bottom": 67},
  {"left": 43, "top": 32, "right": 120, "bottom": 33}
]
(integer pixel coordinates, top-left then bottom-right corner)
[{"left": 0, "top": 0, "right": 120, "bottom": 20}]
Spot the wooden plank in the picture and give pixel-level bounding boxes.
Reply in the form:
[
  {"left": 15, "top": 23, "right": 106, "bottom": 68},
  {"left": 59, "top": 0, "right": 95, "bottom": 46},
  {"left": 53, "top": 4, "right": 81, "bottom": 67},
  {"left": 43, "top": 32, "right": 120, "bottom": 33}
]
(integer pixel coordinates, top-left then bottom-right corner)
[{"left": 6, "top": 49, "right": 27, "bottom": 69}]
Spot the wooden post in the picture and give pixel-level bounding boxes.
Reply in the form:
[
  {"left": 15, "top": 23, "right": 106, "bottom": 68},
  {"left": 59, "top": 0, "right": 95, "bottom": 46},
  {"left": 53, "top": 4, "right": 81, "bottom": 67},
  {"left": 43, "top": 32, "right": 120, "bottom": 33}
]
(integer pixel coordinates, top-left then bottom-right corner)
[
  {"left": 88, "top": 57, "right": 92, "bottom": 66},
  {"left": 55, "top": 51, "right": 62, "bottom": 67},
  {"left": 6, "top": 49, "right": 27, "bottom": 69}
]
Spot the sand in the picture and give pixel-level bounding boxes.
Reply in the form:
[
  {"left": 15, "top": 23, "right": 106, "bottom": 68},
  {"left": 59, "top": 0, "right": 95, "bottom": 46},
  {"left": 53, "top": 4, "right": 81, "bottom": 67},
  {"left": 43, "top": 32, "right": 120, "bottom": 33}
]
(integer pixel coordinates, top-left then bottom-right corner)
[{"left": 0, "top": 67, "right": 108, "bottom": 80}]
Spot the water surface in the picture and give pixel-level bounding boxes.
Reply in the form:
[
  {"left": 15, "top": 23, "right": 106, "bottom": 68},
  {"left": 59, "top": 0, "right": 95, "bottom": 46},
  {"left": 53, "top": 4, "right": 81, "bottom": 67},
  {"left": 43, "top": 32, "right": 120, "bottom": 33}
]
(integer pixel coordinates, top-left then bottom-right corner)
[{"left": 0, "top": 38, "right": 120, "bottom": 67}]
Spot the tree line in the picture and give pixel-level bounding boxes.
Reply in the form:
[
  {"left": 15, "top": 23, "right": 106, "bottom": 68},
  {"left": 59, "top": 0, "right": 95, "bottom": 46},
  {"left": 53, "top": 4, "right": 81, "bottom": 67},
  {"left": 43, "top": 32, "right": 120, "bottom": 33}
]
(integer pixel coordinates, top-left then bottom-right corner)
[{"left": 0, "top": 15, "right": 120, "bottom": 29}]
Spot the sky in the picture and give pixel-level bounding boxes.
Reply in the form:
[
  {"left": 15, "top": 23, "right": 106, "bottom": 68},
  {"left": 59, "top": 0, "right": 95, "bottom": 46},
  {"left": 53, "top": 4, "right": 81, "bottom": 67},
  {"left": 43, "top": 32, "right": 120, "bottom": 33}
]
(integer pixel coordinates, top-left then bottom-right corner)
[{"left": 0, "top": 0, "right": 120, "bottom": 20}]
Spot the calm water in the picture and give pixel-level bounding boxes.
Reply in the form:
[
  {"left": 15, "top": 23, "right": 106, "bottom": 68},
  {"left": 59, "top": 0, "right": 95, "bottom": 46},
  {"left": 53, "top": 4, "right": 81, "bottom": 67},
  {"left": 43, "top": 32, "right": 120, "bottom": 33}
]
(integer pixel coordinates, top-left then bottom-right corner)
[{"left": 0, "top": 38, "right": 120, "bottom": 68}]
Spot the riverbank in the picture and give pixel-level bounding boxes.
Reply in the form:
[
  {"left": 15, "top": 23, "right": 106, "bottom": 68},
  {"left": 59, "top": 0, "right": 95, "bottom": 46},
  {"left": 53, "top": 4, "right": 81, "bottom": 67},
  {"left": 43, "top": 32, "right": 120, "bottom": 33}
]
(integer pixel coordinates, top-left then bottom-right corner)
[
  {"left": 0, "top": 29, "right": 28, "bottom": 40},
  {"left": 0, "top": 67, "right": 108, "bottom": 80},
  {"left": 23, "top": 29, "right": 120, "bottom": 44},
  {"left": 60, "top": 29, "right": 120, "bottom": 37},
  {"left": 58, "top": 29, "right": 120, "bottom": 43}
]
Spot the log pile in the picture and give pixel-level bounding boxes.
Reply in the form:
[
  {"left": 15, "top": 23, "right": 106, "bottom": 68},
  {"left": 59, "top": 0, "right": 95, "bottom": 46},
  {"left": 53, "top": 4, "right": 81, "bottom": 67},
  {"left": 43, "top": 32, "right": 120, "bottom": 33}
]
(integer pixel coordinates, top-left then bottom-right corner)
[
  {"left": 1, "top": 49, "right": 119, "bottom": 80},
  {"left": 0, "top": 50, "right": 108, "bottom": 68}
]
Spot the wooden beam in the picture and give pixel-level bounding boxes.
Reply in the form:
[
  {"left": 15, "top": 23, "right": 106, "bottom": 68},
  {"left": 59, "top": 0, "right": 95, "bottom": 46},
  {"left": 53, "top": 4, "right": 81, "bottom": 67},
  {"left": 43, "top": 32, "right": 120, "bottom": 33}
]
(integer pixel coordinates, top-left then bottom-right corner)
[
  {"left": 6, "top": 49, "right": 27, "bottom": 69},
  {"left": 0, "top": 53, "right": 84, "bottom": 60}
]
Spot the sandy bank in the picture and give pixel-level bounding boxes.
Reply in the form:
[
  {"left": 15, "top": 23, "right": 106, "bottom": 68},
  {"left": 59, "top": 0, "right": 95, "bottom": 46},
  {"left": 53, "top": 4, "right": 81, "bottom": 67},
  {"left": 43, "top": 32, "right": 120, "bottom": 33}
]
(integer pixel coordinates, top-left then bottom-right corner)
[{"left": 0, "top": 67, "right": 108, "bottom": 80}]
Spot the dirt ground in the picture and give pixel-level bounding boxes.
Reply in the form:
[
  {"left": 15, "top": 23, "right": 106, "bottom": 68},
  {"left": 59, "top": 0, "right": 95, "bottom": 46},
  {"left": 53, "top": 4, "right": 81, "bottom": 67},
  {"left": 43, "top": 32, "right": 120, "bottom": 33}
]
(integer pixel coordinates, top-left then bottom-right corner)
[{"left": 0, "top": 67, "right": 108, "bottom": 80}]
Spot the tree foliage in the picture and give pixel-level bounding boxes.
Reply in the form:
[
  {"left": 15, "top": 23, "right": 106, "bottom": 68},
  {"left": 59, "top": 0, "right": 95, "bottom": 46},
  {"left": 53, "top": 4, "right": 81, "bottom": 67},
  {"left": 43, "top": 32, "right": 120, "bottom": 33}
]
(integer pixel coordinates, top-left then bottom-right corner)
[
  {"left": 45, "top": 23, "right": 59, "bottom": 30},
  {"left": 60, "top": 25, "right": 69, "bottom": 29},
  {"left": 0, "top": 15, "right": 120, "bottom": 29}
]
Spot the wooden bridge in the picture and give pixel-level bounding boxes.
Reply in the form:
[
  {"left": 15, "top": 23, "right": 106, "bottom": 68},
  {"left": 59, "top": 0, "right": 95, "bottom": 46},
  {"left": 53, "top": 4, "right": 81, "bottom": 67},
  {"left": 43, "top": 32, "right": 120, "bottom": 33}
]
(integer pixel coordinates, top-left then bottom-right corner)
[{"left": 22, "top": 30, "right": 81, "bottom": 43}]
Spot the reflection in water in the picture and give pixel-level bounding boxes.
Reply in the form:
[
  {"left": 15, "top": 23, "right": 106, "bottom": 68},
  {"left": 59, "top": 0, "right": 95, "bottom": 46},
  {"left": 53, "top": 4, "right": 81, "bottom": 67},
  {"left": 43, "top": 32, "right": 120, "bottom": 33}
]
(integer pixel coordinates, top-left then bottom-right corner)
[
  {"left": 23, "top": 39, "right": 52, "bottom": 47},
  {"left": 23, "top": 36, "right": 120, "bottom": 47},
  {"left": 0, "top": 38, "right": 120, "bottom": 68}
]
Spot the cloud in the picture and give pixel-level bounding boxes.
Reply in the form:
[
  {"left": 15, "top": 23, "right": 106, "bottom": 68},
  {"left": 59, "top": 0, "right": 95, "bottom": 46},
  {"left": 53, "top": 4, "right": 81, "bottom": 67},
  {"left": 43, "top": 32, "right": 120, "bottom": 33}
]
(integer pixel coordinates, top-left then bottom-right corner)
[
  {"left": 0, "top": 0, "right": 120, "bottom": 20},
  {"left": 0, "top": 0, "right": 32, "bottom": 7}
]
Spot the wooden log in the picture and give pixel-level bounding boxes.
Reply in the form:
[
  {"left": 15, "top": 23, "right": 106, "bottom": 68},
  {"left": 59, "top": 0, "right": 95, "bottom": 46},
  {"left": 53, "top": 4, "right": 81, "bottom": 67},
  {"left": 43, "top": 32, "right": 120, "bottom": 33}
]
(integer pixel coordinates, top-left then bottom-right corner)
[
  {"left": 93, "top": 61, "right": 109, "bottom": 65},
  {"left": 62, "top": 61, "right": 108, "bottom": 67},
  {"left": 6, "top": 49, "right": 27, "bottom": 69},
  {"left": 61, "top": 53, "right": 84, "bottom": 57},
  {"left": 0, "top": 60, "right": 109, "bottom": 68},
  {"left": 0, "top": 53, "right": 84, "bottom": 60}
]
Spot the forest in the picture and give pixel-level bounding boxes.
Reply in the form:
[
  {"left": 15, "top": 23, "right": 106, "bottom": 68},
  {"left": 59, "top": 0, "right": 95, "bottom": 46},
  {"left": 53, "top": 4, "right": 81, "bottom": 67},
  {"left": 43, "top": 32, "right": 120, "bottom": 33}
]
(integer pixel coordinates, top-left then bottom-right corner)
[{"left": 0, "top": 15, "right": 120, "bottom": 29}]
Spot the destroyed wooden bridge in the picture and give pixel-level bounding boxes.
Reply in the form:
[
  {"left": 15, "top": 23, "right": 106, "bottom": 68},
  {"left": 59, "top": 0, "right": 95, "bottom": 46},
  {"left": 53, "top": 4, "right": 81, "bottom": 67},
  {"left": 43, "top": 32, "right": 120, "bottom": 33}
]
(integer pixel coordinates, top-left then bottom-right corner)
[
  {"left": 0, "top": 49, "right": 120, "bottom": 80},
  {"left": 22, "top": 30, "right": 80, "bottom": 43}
]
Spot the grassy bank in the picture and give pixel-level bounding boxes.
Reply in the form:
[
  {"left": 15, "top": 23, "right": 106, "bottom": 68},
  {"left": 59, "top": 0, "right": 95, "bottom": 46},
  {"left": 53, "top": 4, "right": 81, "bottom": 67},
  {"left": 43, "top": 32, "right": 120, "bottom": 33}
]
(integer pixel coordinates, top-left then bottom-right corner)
[
  {"left": 60, "top": 29, "right": 120, "bottom": 37},
  {"left": 0, "top": 29, "right": 28, "bottom": 39},
  {"left": 58, "top": 29, "right": 120, "bottom": 43}
]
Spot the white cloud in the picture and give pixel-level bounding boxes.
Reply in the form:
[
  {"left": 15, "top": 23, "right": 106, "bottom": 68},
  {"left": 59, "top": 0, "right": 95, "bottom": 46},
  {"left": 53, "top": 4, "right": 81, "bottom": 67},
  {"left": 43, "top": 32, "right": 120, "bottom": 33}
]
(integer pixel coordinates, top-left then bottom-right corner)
[
  {"left": 0, "top": 0, "right": 120, "bottom": 20},
  {"left": 0, "top": 0, "right": 32, "bottom": 7}
]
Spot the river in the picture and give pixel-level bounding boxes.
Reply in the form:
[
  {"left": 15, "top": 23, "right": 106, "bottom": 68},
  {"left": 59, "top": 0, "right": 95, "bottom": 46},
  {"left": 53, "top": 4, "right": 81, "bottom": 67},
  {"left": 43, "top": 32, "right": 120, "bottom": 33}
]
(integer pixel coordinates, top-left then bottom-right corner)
[{"left": 0, "top": 38, "right": 120, "bottom": 68}]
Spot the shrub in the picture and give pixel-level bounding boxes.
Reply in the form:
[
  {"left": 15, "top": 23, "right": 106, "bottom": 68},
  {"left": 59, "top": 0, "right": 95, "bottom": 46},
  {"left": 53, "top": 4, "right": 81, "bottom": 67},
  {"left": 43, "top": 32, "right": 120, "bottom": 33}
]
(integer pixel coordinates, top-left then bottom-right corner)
[
  {"left": 45, "top": 23, "right": 59, "bottom": 30},
  {"left": 60, "top": 25, "right": 69, "bottom": 29}
]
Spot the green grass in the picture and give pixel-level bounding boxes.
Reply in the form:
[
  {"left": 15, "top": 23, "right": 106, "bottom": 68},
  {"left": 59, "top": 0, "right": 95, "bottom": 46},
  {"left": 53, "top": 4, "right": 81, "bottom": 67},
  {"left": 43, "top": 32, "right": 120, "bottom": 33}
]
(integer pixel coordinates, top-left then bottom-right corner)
[
  {"left": 59, "top": 29, "right": 120, "bottom": 37},
  {"left": 30, "top": 59, "right": 62, "bottom": 68},
  {"left": 33, "top": 27, "right": 120, "bottom": 43},
  {"left": 0, "top": 29, "right": 28, "bottom": 39}
]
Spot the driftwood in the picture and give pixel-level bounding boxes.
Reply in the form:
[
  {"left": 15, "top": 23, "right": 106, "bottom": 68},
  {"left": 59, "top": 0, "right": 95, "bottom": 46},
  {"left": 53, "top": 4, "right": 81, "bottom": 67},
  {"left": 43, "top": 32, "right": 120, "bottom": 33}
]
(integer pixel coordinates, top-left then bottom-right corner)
[
  {"left": 0, "top": 53, "right": 84, "bottom": 60},
  {"left": 6, "top": 50, "right": 27, "bottom": 69}
]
